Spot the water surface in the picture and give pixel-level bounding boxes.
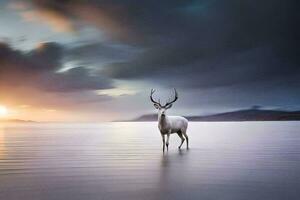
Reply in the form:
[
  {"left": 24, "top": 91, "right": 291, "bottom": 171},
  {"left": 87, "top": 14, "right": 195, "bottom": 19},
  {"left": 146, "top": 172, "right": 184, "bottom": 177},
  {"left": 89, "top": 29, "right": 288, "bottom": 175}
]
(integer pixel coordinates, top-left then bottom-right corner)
[{"left": 0, "top": 122, "right": 299, "bottom": 200}]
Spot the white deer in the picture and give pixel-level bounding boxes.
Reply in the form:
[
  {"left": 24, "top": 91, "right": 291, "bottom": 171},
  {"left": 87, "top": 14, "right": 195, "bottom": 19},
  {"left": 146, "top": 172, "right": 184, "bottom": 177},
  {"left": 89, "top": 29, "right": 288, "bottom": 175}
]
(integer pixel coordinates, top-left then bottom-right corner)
[{"left": 150, "top": 89, "right": 189, "bottom": 152}]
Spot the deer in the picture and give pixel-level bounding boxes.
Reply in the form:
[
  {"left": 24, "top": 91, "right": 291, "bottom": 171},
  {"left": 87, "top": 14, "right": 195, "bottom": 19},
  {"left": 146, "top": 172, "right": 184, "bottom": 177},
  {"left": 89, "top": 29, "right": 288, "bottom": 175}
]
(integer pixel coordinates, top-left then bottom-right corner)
[{"left": 150, "top": 88, "right": 189, "bottom": 152}]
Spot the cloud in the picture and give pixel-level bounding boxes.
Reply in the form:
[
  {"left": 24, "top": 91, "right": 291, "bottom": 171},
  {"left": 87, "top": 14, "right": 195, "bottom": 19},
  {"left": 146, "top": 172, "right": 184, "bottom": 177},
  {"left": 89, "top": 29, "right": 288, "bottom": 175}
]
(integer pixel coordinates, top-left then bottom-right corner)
[
  {"left": 14, "top": 0, "right": 299, "bottom": 89},
  {"left": 5, "top": 0, "right": 300, "bottom": 118},
  {"left": 90, "top": 0, "right": 299, "bottom": 91},
  {"left": 21, "top": 9, "right": 75, "bottom": 33},
  {"left": 66, "top": 42, "right": 139, "bottom": 66},
  {"left": 0, "top": 41, "right": 113, "bottom": 92},
  {"left": 12, "top": 0, "right": 205, "bottom": 42},
  {"left": 101, "top": 46, "right": 300, "bottom": 89},
  {"left": 0, "top": 41, "right": 116, "bottom": 120},
  {"left": 12, "top": 0, "right": 132, "bottom": 39}
]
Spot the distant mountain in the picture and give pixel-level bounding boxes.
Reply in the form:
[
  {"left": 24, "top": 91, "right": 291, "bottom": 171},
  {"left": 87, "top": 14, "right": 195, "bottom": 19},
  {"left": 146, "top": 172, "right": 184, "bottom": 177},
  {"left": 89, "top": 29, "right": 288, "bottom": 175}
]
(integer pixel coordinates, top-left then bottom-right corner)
[
  {"left": 0, "top": 119, "right": 36, "bottom": 123},
  {"left": 187, "top": 109, "right": 300, "bottom": 121},
  {"left": 121, "top": 109, "right": 300, "bottom": 122}
]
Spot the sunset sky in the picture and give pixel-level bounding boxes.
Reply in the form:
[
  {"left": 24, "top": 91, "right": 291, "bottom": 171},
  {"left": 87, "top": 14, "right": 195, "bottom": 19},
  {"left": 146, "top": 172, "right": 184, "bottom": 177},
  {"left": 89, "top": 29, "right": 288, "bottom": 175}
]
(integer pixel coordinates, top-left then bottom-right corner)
[{"left": 0, "top": 0, "right": 299, "bottom": 122}]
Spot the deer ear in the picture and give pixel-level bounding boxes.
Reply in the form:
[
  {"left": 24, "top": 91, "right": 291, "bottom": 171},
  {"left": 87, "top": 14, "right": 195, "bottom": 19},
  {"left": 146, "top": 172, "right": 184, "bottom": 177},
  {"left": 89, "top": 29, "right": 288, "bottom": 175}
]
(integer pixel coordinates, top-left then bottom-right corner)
[
  {"left": 165, "top": 104, "right": 173, "bottom": 109},
  {"left": 154, "top": 104, "right": 160, "bottom": 109}
]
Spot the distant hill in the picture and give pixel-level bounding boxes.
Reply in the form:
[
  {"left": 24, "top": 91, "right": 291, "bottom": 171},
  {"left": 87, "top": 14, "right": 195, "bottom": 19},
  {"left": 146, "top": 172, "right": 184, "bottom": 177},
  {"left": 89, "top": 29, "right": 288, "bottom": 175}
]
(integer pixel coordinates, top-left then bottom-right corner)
[
  {"left": 0, "top": 119, "right": 36, "bottom": 123},
  {"left": 121, "top": 109, "right": 300, "bottom": 122}
]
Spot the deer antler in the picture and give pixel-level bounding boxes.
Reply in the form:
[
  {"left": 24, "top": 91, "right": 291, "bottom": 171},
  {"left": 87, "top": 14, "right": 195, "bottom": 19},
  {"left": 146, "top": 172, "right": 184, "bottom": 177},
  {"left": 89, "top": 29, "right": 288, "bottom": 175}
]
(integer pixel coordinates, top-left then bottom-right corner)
[
  {"left": 164, "top": 88, "right": 178, "bottom": 107},
  {"left": 150, "top": 89, "right": 162, "bottom": 107}
]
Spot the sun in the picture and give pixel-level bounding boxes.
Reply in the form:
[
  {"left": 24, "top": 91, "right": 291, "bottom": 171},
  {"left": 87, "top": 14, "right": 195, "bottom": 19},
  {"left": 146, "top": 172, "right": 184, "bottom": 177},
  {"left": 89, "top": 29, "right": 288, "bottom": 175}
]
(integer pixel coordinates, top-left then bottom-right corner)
[{"left": 0, "top": 105, "right": 8, "bottom": 117}]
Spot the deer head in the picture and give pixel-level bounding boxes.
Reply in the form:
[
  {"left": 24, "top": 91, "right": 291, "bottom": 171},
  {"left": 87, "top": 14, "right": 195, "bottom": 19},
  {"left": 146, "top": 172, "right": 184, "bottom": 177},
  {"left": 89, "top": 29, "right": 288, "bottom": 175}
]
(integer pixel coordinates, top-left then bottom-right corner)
[{"left": 150, "top": 88, "right": 178, "bottom": 117}]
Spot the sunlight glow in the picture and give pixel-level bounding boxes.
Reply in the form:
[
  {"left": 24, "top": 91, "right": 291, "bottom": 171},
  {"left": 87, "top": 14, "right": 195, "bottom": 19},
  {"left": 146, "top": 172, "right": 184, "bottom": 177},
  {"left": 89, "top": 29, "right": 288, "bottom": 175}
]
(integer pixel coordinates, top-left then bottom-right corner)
[{"left": 0, "top": 105, "right": 8, "bottom": 117}]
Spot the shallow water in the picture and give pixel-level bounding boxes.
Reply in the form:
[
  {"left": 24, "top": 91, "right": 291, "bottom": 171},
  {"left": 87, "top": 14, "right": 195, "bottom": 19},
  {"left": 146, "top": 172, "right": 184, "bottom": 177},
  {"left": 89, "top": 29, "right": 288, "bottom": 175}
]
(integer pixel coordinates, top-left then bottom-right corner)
[{"left": 0, "top": 122, "right": 300, "bottom": 200}]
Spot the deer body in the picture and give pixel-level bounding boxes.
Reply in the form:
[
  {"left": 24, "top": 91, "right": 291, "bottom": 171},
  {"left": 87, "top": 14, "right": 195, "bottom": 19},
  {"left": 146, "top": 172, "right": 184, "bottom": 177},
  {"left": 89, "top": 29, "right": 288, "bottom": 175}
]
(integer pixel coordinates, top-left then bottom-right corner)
[
  {"left": 158, "top": 115, "right": 188, "bottom": 135},
  {"left": 150, "top": 89, "right": 189, "bottom": 152}
]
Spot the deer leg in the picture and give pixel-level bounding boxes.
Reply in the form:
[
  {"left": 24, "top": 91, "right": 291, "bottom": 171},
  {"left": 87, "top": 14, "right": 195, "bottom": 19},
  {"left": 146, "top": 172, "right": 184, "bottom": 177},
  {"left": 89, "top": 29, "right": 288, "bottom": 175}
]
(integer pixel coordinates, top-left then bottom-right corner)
[
  {"left": 161, "top": 134, "right": 166, "bottom": 152},
  {"left": 182, "top": 130, "right": 189, "bottom": 149},
  {"left": 166, "top": 134, "right": 170, "bottom": 151},
  {"left": 177, "top": 131, "right": 185, "bottom": 149}
]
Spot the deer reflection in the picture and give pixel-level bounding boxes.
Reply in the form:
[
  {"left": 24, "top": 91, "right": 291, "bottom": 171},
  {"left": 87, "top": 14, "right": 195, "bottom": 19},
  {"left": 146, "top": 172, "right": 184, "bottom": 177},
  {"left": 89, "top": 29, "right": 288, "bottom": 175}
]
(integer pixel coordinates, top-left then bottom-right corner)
[{"left": 158, "top": 150, "right": 190, "bottom": 192}]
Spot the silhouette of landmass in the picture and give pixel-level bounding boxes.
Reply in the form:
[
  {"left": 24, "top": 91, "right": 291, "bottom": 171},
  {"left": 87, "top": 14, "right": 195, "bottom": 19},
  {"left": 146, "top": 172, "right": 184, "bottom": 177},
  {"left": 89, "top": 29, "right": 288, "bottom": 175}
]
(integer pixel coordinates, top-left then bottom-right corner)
[
  {"left": 0, "top": 119, "right": 36, "bottom": 123},
  {"left": 120, "top": 108, "right": 300, "bottom": 122}
]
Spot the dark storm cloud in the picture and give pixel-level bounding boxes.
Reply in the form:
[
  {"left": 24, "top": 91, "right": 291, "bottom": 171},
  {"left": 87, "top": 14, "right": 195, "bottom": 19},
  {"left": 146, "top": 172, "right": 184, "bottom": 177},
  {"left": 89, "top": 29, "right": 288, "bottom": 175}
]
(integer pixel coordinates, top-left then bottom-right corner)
[
  {"left": 0, "top": 41, "right": 113, "bottom": 92},
  {"left": 99, "top": 0, "right": 300, "bottom": 89},
  {"left": 22, "top": 0, "right": 203, "bottom": 42},
  {"left": 66, "top": 42, "right": 139, "bottom": 66},
  {"left": 21, "top": 0, "right": 300, "bottom": 90},
  {"left": 103, "top": 46, "right": 300, "bottom": 89}
]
